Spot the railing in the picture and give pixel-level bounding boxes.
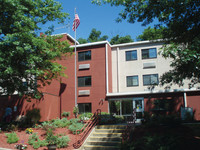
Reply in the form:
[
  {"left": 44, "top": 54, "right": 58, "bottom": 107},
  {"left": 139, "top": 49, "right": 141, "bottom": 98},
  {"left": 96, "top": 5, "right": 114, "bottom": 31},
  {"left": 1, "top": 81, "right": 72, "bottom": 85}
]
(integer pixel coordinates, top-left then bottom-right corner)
[
  {"left": 122, "top": 108, "right": 136, "bottom": 143},
  {"left": 73, "top": 109, "right": 101, "bottom": 149}
]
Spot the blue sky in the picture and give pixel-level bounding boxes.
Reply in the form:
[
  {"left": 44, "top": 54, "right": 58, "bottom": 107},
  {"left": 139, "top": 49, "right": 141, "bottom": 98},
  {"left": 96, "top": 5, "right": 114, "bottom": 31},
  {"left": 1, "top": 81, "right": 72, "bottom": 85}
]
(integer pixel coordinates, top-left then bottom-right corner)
[{"left": 42, "top": 0, "right": 156, "bottom": 41}]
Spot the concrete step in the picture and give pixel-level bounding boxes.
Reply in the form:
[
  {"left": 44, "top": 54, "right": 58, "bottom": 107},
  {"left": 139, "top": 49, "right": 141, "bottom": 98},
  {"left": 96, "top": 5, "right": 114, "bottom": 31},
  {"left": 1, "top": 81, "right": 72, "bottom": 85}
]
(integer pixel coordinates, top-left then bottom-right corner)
[
  {"left": 96, "top": 125, "right": 126, "bottom": 129},
  {"left": 92, "top": 132, "right": 122, "bottom": 137},
  {"left": 95, "top": 128, "right": 124, "bottom": 133},
  {"left": 89, "top": 136, "right": 122, "bottom": 142},
  {"left": 84, "top": 145, "right": 120, "bottom": 150},
  {"left": 86, "top": 141, "right": 121, "bottom": 146}
]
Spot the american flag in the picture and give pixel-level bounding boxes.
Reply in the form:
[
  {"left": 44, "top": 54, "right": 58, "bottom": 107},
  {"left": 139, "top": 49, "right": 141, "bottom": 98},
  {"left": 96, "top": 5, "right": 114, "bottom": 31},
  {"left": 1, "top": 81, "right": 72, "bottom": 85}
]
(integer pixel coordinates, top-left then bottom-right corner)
[{"left": 72, "top": 14, "right": 80, "bottom": 31}]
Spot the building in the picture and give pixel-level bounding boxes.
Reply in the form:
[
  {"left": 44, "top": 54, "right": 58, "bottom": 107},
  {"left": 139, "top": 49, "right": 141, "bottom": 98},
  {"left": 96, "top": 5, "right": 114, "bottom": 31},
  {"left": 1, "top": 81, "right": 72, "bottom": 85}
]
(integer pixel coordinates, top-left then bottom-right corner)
[{"left": 0, "top": 33, "right": 200, "bottom": 121}]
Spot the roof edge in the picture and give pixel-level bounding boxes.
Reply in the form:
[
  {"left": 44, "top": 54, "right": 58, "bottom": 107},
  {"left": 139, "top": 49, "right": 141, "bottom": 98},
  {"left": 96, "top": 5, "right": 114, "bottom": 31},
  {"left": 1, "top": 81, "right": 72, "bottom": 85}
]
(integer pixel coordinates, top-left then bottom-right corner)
[
  {"left": 106, "top": 88, "right": 200, "bottom": 97},
  {"left": 111, "top": 39, "right": 164, "bottom": 48},
  {"left": 71, "top": 40, "right": 111, "bottom": 48}
]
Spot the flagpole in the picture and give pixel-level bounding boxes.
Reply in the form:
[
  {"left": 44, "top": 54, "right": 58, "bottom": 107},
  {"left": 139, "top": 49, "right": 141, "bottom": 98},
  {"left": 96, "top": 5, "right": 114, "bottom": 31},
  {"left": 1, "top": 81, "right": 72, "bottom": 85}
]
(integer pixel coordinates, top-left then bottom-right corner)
[{"left": 74, "top": 8, "right": 77, "bottom": 107}]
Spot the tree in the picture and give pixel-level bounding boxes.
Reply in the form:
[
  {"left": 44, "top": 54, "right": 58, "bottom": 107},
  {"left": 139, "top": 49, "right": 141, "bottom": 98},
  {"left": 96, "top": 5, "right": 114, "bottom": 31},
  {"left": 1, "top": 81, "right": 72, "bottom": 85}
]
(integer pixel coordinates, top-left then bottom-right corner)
[
  {"left": 136, "top": 26, "right": 165, "bottom": 41},
  {"left": 88, "top": 28, "right": 108, "bottom": 42},
  {"left": 110, "top": 34, "right": 133, "bottom": 45},
  {"left": 0, "top": 0, "right": 72, "bottom": 97},
  {"left": 92, "top": 0, "right": 200, "bottom": 87},
  {"left": 78, "top": 28, "right": 108, "bottom": 44},
  {"left": 78, "top": 38, "right": 88, "bottom": 44}
]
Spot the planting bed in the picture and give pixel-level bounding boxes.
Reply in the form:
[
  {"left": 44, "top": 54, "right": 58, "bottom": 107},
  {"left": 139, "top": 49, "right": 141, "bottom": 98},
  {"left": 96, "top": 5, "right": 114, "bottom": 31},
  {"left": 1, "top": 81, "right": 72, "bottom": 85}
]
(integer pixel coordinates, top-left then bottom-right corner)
[{"left": 0, "top": 128, "right": 77, "bottom": 150}]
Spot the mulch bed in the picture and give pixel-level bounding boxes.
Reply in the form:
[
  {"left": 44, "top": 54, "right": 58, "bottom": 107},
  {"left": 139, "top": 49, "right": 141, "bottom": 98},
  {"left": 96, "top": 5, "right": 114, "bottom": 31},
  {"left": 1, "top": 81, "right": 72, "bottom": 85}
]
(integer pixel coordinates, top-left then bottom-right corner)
[{"left": 0, "top": 128, "right": 77, "bottom": 150}]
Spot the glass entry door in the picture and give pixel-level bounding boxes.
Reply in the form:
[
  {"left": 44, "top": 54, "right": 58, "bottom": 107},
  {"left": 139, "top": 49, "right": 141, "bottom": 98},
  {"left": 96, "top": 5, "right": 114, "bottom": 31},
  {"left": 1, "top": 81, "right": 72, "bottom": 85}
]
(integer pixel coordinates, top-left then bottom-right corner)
[{"left": 133, "top": 98, "right": 144, "bottom": 121}]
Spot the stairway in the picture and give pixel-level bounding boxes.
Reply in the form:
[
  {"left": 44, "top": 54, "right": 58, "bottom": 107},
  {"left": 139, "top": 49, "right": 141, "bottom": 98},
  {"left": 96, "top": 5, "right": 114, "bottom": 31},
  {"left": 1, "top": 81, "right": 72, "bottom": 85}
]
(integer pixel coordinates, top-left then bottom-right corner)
[{"left": 83, "top": 125, "right": 126, "bottom": 150}]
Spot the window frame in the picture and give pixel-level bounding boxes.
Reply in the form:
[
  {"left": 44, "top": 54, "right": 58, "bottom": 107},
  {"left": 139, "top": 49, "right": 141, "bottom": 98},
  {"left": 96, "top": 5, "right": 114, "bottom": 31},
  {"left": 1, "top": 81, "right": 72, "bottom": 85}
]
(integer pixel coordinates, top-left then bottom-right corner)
[
  {"left": 143, "top": 74, "right": 159, "bottom": 86},
  {"left": 141, "top": 48, "right": 157, "bottom": 59},
  {"left": 125, "top": 50, "right": 137, "bottom": 61},
  {"left": 78, "top": 103, "right": 92, "bottom": 114},
  {"left": 78, "top": 76, "right": 91, "bottom": 87},
  {"left": 126, "top": 75, "right": 139, "bottom": 87},
  {"left": 78, "top": 50, "right": 91, "bottom": 61}
]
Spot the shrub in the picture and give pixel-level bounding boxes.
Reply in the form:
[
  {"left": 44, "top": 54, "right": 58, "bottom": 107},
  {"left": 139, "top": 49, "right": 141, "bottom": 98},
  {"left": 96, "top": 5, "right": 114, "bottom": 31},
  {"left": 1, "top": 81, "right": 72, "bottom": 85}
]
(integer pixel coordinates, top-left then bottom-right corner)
[
  {"left": 26, "top": 109, "right": 41, "bottom": 125},
  {"left": 28, "top": 133, "right": 47, "bottom": 149},
  {"left": 68, "top": 123, "right": 84, "bottom": 134},
  {"left": 51, "top": 118, "right": 71, "bottom": 128},
  {"left": 73, "top": 106, "right": 79, "bottom": 118},
  {"left": 40, "top": 121, "right": 56, "bottom": 131},
  {"left": 62, "top": 111, "right": 70, "bottom": 118},
  {"left": 57, "top": 136, "right": 70, "bottom": 148},
  {"left": 99, "top": 113, "right": 116, "bottom": 124},
  {"left": 79, "top": 113, "right": 93, "bottom": 121},
  {"left": 5, "top": 132, "right": 19, "bottom": 144},
  {"left": 69, "top": 118, "right": 79, "bottom": 124},
  {"left": 114, "top": 115, "right": 124, "bottom": 123},
  {"left": 6, "top": 123, "right": 18, "bottom": 131}
]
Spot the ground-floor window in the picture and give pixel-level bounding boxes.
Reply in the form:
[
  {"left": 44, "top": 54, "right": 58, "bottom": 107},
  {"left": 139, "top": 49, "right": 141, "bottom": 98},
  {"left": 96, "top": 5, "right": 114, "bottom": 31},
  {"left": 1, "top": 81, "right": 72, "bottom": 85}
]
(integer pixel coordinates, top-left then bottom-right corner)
[
  {"left": 109, "top": 98, "right": 144, "bottom": 120},
  {"left": 109, "top": 100, "right": 133, "bottom": 116},
  {"left": 78, "top": 103, "right": 91, "bottom": 114}
]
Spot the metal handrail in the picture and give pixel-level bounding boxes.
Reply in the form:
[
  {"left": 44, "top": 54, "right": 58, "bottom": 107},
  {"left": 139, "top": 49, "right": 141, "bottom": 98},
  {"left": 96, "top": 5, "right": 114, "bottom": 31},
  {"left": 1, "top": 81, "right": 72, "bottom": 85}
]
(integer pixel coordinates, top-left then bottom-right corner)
[
  {"left": 122, "top": 108, "right": 136, "bottom": 143},
  {"left": 73, "top": 109, "right": 101, "bottom": 149}
]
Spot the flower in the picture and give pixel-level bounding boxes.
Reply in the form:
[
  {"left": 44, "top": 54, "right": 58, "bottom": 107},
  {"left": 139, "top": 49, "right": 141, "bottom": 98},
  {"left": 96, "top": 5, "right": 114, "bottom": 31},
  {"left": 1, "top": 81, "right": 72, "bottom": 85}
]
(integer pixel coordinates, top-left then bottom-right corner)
[
  {"left": 15, "top": 143, "right": 27, "bottom": 150},
  {"left": 25, "top": 128, "right": 33, "bottom": 134}
]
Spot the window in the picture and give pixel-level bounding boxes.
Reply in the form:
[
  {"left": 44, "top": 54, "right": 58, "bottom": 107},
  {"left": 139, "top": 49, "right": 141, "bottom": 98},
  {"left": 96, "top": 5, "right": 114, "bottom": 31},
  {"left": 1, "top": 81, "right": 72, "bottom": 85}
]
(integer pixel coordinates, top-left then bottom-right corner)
[
  {"left": 126, "top": 50, "right": 137, "bottom": 61},
  {"left": 143, "top": 74, "right": 159, "bottom": 86},
  {"left": 142, "top": 48, "right": 157, "bottom": 59},
  {"left": 127, "top": 76, "right": 139, "bottom": 87},
  {"left": 78, "top": 76, "right": 91, "bottom": 87},
  {"left": 78, "top": 51, "right": 91, "bottom": 61},
  {"left": 78, "top": 103, "right": 91, "bottom": 114}
]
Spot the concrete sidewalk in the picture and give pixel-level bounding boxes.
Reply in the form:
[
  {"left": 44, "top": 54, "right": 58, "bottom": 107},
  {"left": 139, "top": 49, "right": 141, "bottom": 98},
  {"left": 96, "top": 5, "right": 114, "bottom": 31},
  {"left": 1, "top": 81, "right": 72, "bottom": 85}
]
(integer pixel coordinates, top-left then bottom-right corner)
[{"left": 0, "top": 148, "right": 13, "bottom": 150}]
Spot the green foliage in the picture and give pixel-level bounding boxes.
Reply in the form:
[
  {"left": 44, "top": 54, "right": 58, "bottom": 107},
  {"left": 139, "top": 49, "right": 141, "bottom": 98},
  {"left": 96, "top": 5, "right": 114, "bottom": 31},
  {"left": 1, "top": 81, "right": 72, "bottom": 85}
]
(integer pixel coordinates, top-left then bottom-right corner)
[
  {"left": 79, "top": 113, "right": 93, "bottom": 121},
  {"left": 57, "top": 136, "right": 70, "bottom": 148},
  {"left": 136, "top": 26, "right": 165, "bottom": 41},
  {"left": 73, "top": 106, "right": 79, "bottom": 118},
  {"left": 78, "top": 38, "right": 88, "bottom": 44},
  {"left": 110, "top": 35, "right": 133, "bottom": 45},
  {"left": 45, "top": 128, "right": 70, "bottom": 148},
  {"left": 28, "top": 133, "right": 47, "bottom": 149},
  {"left": 40, "top": 121, "right": 56, "bottom": 132},
  {"left": 61, "top": 111, "right": 70, "bottom": 118},
  {"left": 114, "top": 115, "right": 124, "bottom": 123},
  {"left": 93, "top": 0, "right": 200, "bottom": 87},
  {"left": 99, "top": 113, "right": 116, "bottom": 125},
  {"left": 0, "top": 0, "right": 71, "bottom": 97},
  {"left": 26, "top": 109, "right": 41, "bottom": 125},
  {"left": 68, "top": 123, "right": 84, "bottom": 134},
  {"left": 121, "top": 124, "right": 200, "bottom": 150},
  {"left": 88, "top": 28, "right": 108, "bottom": 42},
  {"left": 51, "top": 118, "right": 71, "bottom": 128},
  {"left": 78, "top": 28, "right": 108, "bottom": 43},
  {"left": 5, "top": 132, "right": 19, "bottom": 144}
]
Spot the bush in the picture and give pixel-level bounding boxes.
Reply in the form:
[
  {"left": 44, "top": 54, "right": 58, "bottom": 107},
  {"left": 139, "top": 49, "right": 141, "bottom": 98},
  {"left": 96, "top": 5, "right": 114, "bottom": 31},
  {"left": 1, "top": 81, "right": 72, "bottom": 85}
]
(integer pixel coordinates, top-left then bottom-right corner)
[
  {"left": 68, "top": 123, "right": 84, "bottom": 134},
  {"left": 73, "top": 106, "right": 79, "bottom": 118},
  {"left": 51, "top": 118, "right": 71, "bottom": 128},
  {"left": 79, "top": 113, "right": 93, "bottom": 121},
  {"left": 40, "top": 121, "right": 56, "bottom": 131},
  {"left": 62, "top": 111, "right": 70, "bottom": 118},
  {"left": 69, "top": 118, "right": 80, "bottom": 124},
  {"left": 99, "top": 113, "right": 116, "bottom": 124},
  {"left": 57, "top": 136, "right": 70, "bottom": 148},
  {"left": 114, "top": 115, "right": 125, "bottom": 123},
  {"left": 26, "top": 109, "right": 41, "bottom": 125},
  {"left": 28, "top": 133, "right": 47, "bottom": 149},
  {"left": 5, "top": 132, "right": 19, "bottom": 144}
]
